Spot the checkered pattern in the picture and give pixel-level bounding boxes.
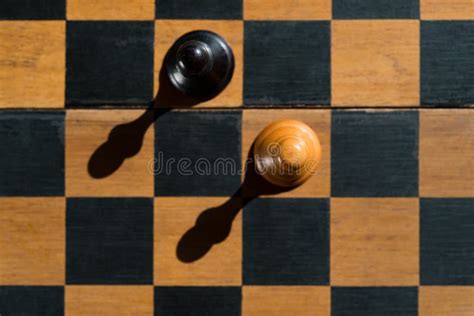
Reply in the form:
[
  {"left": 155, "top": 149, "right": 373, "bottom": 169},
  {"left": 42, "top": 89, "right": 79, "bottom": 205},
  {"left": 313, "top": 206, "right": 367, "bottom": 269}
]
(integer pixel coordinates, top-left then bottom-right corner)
[
  {"left": 1, "top": 0, "right": 474, "bottom": 315},
  {"left": 1, "top": 1, "right": 474, "bottom": 108}
]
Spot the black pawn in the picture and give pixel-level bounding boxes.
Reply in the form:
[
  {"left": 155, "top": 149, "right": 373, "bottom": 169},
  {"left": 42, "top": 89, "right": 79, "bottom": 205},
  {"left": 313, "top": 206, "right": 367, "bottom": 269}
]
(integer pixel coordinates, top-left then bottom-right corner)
[{"left": 165, "top": 30, "right": 234, "bottom": 100}]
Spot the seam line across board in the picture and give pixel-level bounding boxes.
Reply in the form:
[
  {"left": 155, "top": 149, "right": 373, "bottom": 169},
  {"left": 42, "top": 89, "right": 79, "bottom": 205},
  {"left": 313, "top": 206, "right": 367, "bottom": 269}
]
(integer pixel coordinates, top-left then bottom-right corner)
[{"left": 1, "top": 106, "right": 474, "bottom": 111}]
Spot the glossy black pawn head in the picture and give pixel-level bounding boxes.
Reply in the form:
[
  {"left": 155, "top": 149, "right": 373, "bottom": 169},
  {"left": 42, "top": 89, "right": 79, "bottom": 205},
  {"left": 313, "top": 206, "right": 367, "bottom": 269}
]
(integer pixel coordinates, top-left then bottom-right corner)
[{"left": 165, "top": 30, "right": 235, "bottom": 100}]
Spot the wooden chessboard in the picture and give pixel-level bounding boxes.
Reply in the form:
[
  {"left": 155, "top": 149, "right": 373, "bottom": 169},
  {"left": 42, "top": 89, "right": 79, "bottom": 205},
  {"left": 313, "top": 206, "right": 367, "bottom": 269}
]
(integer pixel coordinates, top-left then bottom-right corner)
[{"left": 0, "top": 0, "right": 473, "bottom": 315}]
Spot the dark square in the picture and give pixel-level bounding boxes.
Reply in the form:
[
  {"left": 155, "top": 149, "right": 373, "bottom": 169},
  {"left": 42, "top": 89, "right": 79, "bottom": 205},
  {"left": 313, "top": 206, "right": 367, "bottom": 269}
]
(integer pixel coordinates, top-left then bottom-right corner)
[
  {"left": 243, "top": 198, "right": 329, "bottom": 285},
  {"left": 154, "top": 286, "right": 241, "bottom": 316},
  {"left": 66, "top": 198, "right": 153, "bottom": 284},
  {"left": 332, "top": 287, "right": 418, "bottom": 316},
  {"left": 331, "top": 111, "right": 419, "bottom": 197},
  {"left": 66, "top": 21, "right": 154, "bottom": 107},
  {"left": 0, "top": 286, "right": 63, "bottom": 315},
  {"left": 420, "top": 198, "right": 474, "bottom": 285},
  {"left": 244, "top": 22, "right": 330, "bottom": 106},
  {"left": 421, "top": 21, "right": 474, "bottom": 107},
  {"left": 156, "top": 0, "right": 242, "bottom": 19},
  {"left": 154, "top": 110, "right": 241, "bottom": 196},
  {"left": 0, "top": 0, "right": 65, "bottom": 20},
  {"left": 0, "top": 111, "right": 64, "bottom": 196},
  {"left": 333, "top": 0, "right": 419, "bottom": 19}
]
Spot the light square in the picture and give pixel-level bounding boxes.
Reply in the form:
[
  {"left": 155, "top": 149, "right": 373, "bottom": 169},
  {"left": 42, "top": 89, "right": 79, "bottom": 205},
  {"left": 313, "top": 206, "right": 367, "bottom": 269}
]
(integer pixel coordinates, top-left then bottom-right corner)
[
  {"left": 154, "top": 197, "right": 242, "bottom": 285},
  {"left": 331, "top": 198, "right": 419, "bottom": 286},
  {"left": 420, "top": 110, "right": 474, "bottom": 197},
  {"left": 242, "top": 286, "right": 330, "bottom": 315},
  {"left": 66, "top": 110, "right": 154, "bottom": 197},
  {"left": 65, "top": 286, "right": 153, "bottom": 315},
  {"left": 332, "top": 20, "right": 419, "bottom": 107},
  {"left": 421, "top": 0, "right": 474, "bottom": 20},
  {"left": 0, "top": 198, "right": 65, "bottom": 285},
  {"left": 67, "top": 0, "right": 154, "bottom": 20},
  {"left": 242, "top": 109, "right": 330, "bottom": 197},
  {"left": 154, "top": 20, "right": 243, "bottom": 107},
  {"left": 244, "top": 0, "right": 331, "bottom": 20},
  {"left": 420, "top": 286, "right": 474, "bottom": 316},
  {"left": 0, "top": 21, "right": 65, "bottom": 108}
]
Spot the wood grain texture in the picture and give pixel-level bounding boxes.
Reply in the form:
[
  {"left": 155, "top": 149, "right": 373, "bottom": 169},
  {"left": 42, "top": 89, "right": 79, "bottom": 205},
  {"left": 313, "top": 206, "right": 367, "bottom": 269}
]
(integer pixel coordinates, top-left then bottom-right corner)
[
  {"left": 155, "top": 286, "right": 241, "bottom": 315},
  {"left": 331, "top": 198, "right": 419, "bottom": 286},
  {"left": 244, "top": 0, "right": 331, "bottom": 20},
  {"left": 421, "top": 0, "right": 474, "bottom": 20},
  {"left": 332, "top": 0, "right": 419, "bottom": 19},
  {"left": 242, "top": 109, "right": 330, "bottom": 197},
  {"left": 66, "top": 110, "right": 154, "bottom": 197},
  {"left": 66, "top": 21, "right": 154, "bottom": 107},
  {"left": 0, "top": 286, "right": 64, "bottom": 315},
  {"left": 0, "top": 198, "right": 65, "bottom": 285},
  {"left": 242, "top": 286, "right": 330, "bottom": 316},
  {"left": 0, "top": 21, "right": 65, "bottom": 108},
  {"left": 421, "top": 21, "right": 474, "bottom": 107},
  {"left": 244, "top": 21, "right": 330, "bottom": 106},
  {"left": 154, "top": 197, "right": 242, "bottom": 285},
  {"left": 332, "top": 287, "right": 418, "bottom": 315},
  {"left": 243, "top": 198, "right": 329, "bottom": 285},
  {"left": 420, "top": 110, "right": 474, "bottom": 197},
  {"left": 67, "top": 0, "right": 155, "bottom": 20},
  {"left": 65, "top": 286, "right": 153, "bottom": 316},
  {"left": 154, "top": 20, "right": 243, "bottom": 107},
  {"left": 0, "top": 0, "right": 65, "bottom": 20},
  {"left": 331, "top": 110, "right": 419, "bottom": 197},
  {"left": 156, "top": 0, "right": 242, "bottom": 19},
  {"left": 0, "top": 111, "right": 65, "bottom": 196},
  {"left": 154, "top": 110, "right": 242, "bottom": 196},
  {"left": 420, "top": 198, "right": 474, "bottom": 285},
  {"left": 332, "top": 20, "right": 420, "bottom": 107},
  {"left": 66, "top": 198, "right": 154, "bottom": 285},
  {"left": 420, "top": 286, "right": 474, "bottom": 316}
]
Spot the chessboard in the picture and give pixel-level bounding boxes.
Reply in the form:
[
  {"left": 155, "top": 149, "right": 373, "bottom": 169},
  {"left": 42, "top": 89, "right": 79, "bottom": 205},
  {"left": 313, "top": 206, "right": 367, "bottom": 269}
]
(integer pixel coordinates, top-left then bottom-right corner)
[{"left": 0, "top": 0, "right": 473, "bottom": 315}]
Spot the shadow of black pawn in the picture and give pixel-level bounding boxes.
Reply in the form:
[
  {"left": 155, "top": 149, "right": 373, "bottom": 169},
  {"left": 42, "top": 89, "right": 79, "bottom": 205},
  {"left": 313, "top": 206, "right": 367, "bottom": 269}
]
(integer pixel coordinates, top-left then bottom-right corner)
[
  {"left": 176, "top": 145, "right": 294, "bottom": 263},
  {"left": 87, "top": 62, "right": 205, "bottom": 179}
]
